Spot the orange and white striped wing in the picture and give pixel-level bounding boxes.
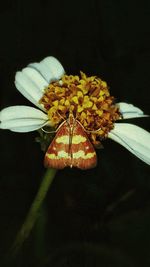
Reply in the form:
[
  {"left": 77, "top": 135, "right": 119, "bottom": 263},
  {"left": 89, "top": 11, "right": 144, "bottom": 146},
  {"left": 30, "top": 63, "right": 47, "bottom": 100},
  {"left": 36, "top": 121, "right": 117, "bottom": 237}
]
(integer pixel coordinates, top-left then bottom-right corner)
[
  {"left": 44, "top": 121, "right": 72, "bottom": 169},
  {"left": 70, "top": 120, "right": 97, "bottom": 169}
]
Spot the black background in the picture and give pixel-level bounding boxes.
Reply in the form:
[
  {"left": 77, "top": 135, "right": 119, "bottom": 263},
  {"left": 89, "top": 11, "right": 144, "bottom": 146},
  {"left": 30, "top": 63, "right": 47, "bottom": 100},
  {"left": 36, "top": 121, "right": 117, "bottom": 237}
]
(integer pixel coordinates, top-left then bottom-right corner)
[{"left": 0, "top": 0, "right": 150, "bottom": 266}]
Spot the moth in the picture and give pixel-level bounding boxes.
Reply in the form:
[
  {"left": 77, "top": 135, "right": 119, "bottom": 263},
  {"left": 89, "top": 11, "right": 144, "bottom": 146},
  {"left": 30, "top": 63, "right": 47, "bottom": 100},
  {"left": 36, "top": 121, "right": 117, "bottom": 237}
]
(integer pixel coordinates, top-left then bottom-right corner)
[{"left": 44, "top": 113, "right": 97, "bottom": 169}]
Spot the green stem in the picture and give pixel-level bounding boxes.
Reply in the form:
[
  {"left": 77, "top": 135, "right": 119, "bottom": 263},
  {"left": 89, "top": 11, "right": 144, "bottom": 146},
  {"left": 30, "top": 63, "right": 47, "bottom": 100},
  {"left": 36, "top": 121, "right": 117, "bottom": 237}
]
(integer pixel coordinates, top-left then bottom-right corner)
[
  {"left": 34, "top": 203, "right": 47, "bottom": 261},
  {"left": 10, "top": 168, "right": 57, "bottom": 258}
]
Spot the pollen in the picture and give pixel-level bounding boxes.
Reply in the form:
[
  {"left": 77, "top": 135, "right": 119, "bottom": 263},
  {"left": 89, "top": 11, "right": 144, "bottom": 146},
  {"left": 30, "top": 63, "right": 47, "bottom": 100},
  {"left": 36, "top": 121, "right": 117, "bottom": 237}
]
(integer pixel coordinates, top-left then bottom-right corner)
[
  {"left": 53, "top": 100, "right": 59, "bottom": 107},
  {"left": 72, "top": 96, "right": 79, "bottom": 104},
  {"left": 39, "top": 71, "right": 121, "bottom": 146}
]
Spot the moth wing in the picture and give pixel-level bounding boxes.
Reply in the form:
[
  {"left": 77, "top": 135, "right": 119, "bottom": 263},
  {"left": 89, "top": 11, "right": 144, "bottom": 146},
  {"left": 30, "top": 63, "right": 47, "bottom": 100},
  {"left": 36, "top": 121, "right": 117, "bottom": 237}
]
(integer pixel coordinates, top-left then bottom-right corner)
[
  {"left": 71, "top": 121, "right": 97, "bottom": 169},
  {"left": 44, "top": 121, "right": 71, "bottom": 169}
]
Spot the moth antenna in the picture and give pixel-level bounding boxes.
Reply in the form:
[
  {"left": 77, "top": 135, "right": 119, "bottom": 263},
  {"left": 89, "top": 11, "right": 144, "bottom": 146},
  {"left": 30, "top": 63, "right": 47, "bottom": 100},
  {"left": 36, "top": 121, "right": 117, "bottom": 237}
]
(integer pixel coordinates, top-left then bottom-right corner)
[
  {"left": 42, "top": 112, "right": 68, "bottom": 134},
  {"left": 74, "top": 112, "right": 78, "bottom": 120},
  {"left": 56, "top": 111, "right": 66, "bottom": 122}
]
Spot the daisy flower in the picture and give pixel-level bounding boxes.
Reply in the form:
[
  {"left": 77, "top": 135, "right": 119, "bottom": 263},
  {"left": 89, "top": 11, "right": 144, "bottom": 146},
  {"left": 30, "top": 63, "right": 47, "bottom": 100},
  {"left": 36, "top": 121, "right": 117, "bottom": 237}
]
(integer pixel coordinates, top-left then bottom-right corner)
[{"left": 0, "top": 56, "right": 150, "bottom": 168}]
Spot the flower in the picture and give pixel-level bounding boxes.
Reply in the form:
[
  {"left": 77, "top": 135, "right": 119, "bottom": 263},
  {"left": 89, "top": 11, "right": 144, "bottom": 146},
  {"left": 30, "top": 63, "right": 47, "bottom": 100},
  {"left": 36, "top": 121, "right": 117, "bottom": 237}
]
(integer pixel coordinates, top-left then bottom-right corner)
[{"left": 0, "top": 56, "right": 150, "bottom": 165}]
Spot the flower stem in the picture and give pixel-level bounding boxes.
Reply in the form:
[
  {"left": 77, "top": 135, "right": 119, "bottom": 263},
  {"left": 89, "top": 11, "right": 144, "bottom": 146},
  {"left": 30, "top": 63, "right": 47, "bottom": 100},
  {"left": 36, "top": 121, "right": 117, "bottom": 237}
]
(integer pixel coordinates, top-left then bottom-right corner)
[
  {"left": 10, "top": 168, "right": 57, "bottom": 259},
  {"left": 34, "top": 203, "right": 47, "bottom": 261}
]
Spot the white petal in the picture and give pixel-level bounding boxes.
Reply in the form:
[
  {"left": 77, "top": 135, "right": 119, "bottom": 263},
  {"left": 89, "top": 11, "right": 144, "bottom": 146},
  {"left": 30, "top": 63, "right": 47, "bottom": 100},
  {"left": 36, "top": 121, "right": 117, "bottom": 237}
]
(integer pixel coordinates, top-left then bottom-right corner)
[
  {"left": 22, "top": 67, "right": 48, "bottom": 92},
  {"left": 15, "top": 72, "right": 45, "bottom": 110},
  {"left": 117, "top": 102, "right": 148, "bottom": 119},
  {"left": 0, "top": 106, "right": 48, "bottom": 121},
  {"left": 0, "top": 105, "right": 49, "bottom": 132},
  {"left": 9, "top": 125, "right": 46, "bottom": 132},
  {"left": 29, "top": 56, "right": 65, "bottom": 83},
  {"left": 14, "top": 57, "right": 65, "bottom": 109},
  {"left": 1, "top": 118, "right": 46, "bottom": 128},
  {"left": 108, "top": 123, "right": 150, "bottom": 165}
]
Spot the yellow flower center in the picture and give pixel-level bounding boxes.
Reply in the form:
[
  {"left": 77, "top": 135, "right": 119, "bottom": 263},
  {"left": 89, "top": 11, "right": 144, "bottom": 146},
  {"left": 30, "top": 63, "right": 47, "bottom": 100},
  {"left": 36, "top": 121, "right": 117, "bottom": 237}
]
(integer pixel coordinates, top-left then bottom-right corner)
[{"left": 39, "top": 72, "right": 121, "bottom": 145}]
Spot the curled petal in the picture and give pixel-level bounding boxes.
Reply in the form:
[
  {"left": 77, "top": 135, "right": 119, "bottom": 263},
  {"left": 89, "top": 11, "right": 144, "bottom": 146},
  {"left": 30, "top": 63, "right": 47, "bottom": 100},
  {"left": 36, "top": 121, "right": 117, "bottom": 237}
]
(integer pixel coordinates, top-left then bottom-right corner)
[
  {"left": 22, "top": 67, "right": 48, "bottom": 92},
  {"left": 29, "top": 56, "right": 65, "bottom": 83},
  {"left": 108, "top": 123, "right": 150, "bottom": 165},
  {"left": 0, "top": 106, "right": 50, "bottom": 132},
  {"left": 15, "top": 72, "right": 45, "bottom": 110},
  {"left": 117, "top": 102, "right": 148, "bottom": 119}
]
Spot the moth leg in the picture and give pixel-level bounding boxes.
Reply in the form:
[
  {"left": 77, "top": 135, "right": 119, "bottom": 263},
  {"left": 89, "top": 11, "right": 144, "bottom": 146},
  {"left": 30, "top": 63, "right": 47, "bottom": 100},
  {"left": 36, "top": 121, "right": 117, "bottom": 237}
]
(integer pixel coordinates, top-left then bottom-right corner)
[{"left": 41, "top": 127, "right": 56, "bottom": 134}]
